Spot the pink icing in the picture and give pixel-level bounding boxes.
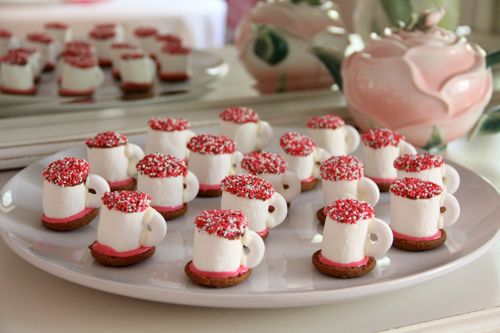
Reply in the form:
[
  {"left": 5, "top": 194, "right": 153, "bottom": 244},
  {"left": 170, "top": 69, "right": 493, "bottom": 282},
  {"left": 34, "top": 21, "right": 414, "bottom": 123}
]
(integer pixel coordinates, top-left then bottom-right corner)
[
  {"left": 257, "top": 227, "right": 269, "bottom": 238},
  {"left": 90, "top": 241, "right": 153, "bottom": 258},
  {"left": 41, "top": 207, "right": 95, "bottom": 224},
  {"left": 188, "top": 262, "right": 249, "bottom": 279},
  {"left": 152, "top": 204, "right": 185, "bottom": 213},
  {"left": 367, "top": 176, "right": 396, "bottom": 185},
  {"left": 1, "top": 85, "right": 37, "bottom": 95},
  {"left": 318, "top": 252, "right": 369, "bottom": 268},
  {"left": 199, "top": 183, "right": 221, "bottom": 191},
  {"left": 107, "top": 178, "right": 135, "bottom": 188},
  {"left": 392, "top": 229, "right": 442, "bottom": 242},
  {"left": 300, "top": 176, "right": 317, "bottom": 184}
]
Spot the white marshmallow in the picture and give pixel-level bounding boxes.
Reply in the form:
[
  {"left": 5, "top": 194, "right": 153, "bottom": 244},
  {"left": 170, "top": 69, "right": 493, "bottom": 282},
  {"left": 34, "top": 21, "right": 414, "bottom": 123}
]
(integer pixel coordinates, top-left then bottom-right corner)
[
  {"left": 0, "top": 36, "right": 17, "bottom": 56},
  {"left": 145, "top": 128, "right": 195, "bottom": 159},
  {"left": 188, "top": 152, "right": 234, "bottom": 186},
  {"left": 308, "top": 125, "right": 360, "bottom": 156},
  {"left": 42, "top": 180, "right": 85, "bottom": 219},
  {"left": 220, "top": 120, "right": 273, "bottom": 154},
  {"left": 92, "top": 38, "right": 115, "bottom": 62},
  {"left": 136, "top": 35, "right": 157, "bottom": 56},
  {"left": 88, "top": 145, "right": 132, "bottom": 182},
  {"left": 0, "top": 63, "right": 34, "bottom": 91},
  {"left": 362, "top": 140, "right": 416, "bottom": 180},
  {"left": 46, "top": 27, "right": 72, "bottom": 51},
  {"left": 158, "top": 53, "right": 189, "bottom": 75},
  {"left": 60, "top": 64, "right": 104, "bottom": 92},
  {"left": 26, "top": 41, "right": 56, "bottom": 68},
  {"left": 137, "top": 171, "right": 198, "bottom": 208},
  {"left": 119, "top": 56, "right": 156, "bottom": 84},
  {"left": 322, "top": 177, "right": 379, "bottom": 207},
  {"left": 97, "top": 206, "right": 167, "bottom": 252}
]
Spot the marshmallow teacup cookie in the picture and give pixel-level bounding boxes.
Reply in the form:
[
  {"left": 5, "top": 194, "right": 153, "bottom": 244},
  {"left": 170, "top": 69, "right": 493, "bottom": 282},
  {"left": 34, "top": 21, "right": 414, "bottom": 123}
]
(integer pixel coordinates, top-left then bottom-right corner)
[
  {"left": 145, "top": 117, "right": 195, "bottom": 159},
  {"left": 110, "top": 42, "right": 138, "bottom": 79},
  {"left": 306, "top": 114, "right": 360, "bottom": 156},
  {"left": 9, "top": 47, "right": 42, "bottom": 80},
  {"left": 86, "top": 131, "right": 145, "bottom": 191},
  {"left": 88, "top": 27, "right": 120, "bottom": 66},
  {"left": 219, "top": 107, "right": 273, "bottom": 154},
  {"left": 312, "top": 199, "right": 393, "bottom": 279},
  {"left": 185, "top": 209, "right": 265, "bottom": 288},
  {"left": 317, "top": 156, "right": 379, "bottom": 225},
  {"left": 90, "top": 191, "right": 167, "bottom": 266},
  {"left": 136, "top": 153, "right": 199, "bottom": 220},
  {"left": 59, "top": 56, "right": 104, "bottom": 97},
  {"left": 0, "top": 29, "right": 18, "bottom": 57},
  {"left": 42, "top": 157, "right": 109, "bottom": 231},
  {"left": 394, "top": 153, "right": 460, "bottom": 194},
  {"left": 133, "top": 26, "right": 158, "bottom": 57},
  {"left": 390, "top": 178, "right": 460, "bottom": 251},
  {"left": 234, "top": 151, "right": 301, "bottom": 207},
  {"left": 187, "top": 134, "right": 238, "bottom": 197},
  {"left": 44, "top": 22, "right": 72, "bottom": 52},
  {"left": 158, "top": 43, "right": 191, "bottom": 82},
  {"left": 0, "top": 52, "right": 36, "bottom": 95},
  {"left": 26, "top": 32, "right": 56, "bottom": 72},
  {"left": 279, "top": 132, "right": 330, "bottom": 192},
  {"left": 119, "top": 51, "right": 156, "bottom": 94},
  {"left": 360, "top": 128, "right": 417, "bottom": 192},
  {"left": 221, "top": 174, "right": 287, "bottom": 239}
]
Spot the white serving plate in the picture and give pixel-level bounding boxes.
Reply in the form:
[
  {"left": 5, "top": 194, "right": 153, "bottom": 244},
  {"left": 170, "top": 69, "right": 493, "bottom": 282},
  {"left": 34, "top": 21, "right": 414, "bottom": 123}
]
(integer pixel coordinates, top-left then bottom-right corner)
[{"left": 0, "top": 127, "right": 499, "bottom": 308}]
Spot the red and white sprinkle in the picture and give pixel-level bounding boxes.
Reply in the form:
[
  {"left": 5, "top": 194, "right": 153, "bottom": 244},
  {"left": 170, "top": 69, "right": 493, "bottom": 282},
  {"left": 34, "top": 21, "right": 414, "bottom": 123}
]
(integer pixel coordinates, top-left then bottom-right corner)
[
  {"left": 136, "top": 153, "right": 187, "bottom": 178},
  {"left": 194, "top": 209, "right": 247, "bottom": 240},
  {"left": 111, "top": 42, "right": 136, "bottom": 50},
  {"left": 320, "top": 155, "right": 363, "bottom": 181},
  {"left": 0, "top": 29, "right": 12, "bottom": 38},
  {"left": 306, "top": 114, "right": 345, "bottom": 129},
  {"left": 85, "top": 131, "right": 127, "bottom": 148},
  {"left": 361, "top": 128, "right": 404, "bottom": 149},
  {"left": 148, "top": 117, "right": 191, "bottom": 132},
  {"left": 1, "top": 52, "right": 28, "bottom": 66},
  {"left": 280, "top": 132, "right": 316, "bottom": 157},
  {"left": 121, "top": 52, "right": 145, "bottom": 60},
  {"left": 241, "top": 151, "right": 287, "bottom": 175},
  {"left": 134, "top": 27, "right": 158, "bottom": 37},
  {"left": 221, "top": 174, "right": 274, "bottom": 201},
  {"left": 156, "top": 34, "right": 181, "bottom": 44},
  {"left": 187, "top": 134, "right": 235, "bottom": 155},
  {"left": 64, "top": 55, "right": 97, "bottom": 68},
  {"left": 89, "top": 28, "right": 115, "bottom": 40},
  {"left": 390, "top": 177, "right": 443, "bottom": 199},
  {"left": 219, "top": 107, "right": 259, "bottom": 124},
  {"left": 27, "top": 32, "right": 54, "bottom": 44},
  {"left": 9, "top": 47, "right": 37, "bottom": 56},
  {"left": 324, "top": 199, "right": 374, "bottom": 224},
  {"left": 45, "top": 22, "right": 68, "bottom": 30},
  {"left": 394, "top": 153, "right": 444, "bottom": 172},
  {"left": 162, "top": 43, "right": 190, "bottom": 55},
  {"left": 42, "top": 157, "right": 89, "bottom": 187},
  {"left": 102, "top": 190, "right": 151, "bottom": 213}
]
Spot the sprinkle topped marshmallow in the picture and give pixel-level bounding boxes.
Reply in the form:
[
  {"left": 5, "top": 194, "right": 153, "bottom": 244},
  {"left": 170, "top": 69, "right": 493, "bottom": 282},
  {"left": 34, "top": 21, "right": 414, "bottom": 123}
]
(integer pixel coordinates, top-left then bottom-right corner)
[
  {"left": 306, "top": 114, "right": 345, "bottom": 129},
  {"left": 45, "top": 22, "right": 68, "bottom": 30},
  {"left": 390, "top": 177, "right": 443, "bottom": 199},
  {"left": 85, "top": 131, "right": 128, "bottom": 148},
  {"left": 136, "top": 153, "right": 187, "bottom": 178},
  {"left": 102, "top": 190, "right": 151, "bottom": 213},
  {"left": 320, "top": 155, "right": 363, "bottom": 181},
  {"left": 280, "top": 132, "right": 316, "bottom": 156},
  {"left": 162, "top": 43, "right": 190, "bottom": 55},
  {"left": 121, "top": 52, "right": 145, "bottom": 60},
  {"left": 134, "top": 27, "right": 158, "bottom": 37},
  {"left": 89, "top": 28, "right": 115, "bottom": 40},
  {"left": 241, "top": 151, "right": 287, "bottom": 175},
  {"left": 64, "top": 55, "right": 98, "bottom": 68},
  {"left": 194, "top": 209, "right": 247, "bottom": 240},
  {"left": 187, "top": 134, "right": 236, "bottom": 155},
  {"left": 394, "top": 153, "right": 444, "bottom": 172},
  {"left": 95, "top": 23, "right": 117, "bottom": 30},
  {"left": 221, "top": 174, "right": 274, "bottom": 201},
  {"left": 324, "top": 199, "right": 374, "bottom": 224},
  {"left": 1, "top": 52, "right": 28, "bottom": 65},
  {"left": 0, "top": 29, "right": 12, "bottom": 38},
  {"left": 27, "top": 32, "right": 54, "bottom": 44},
  {"left": 43, "top": 157, "right": 89, "bottom": 187},
  {"left": 219, "top": 107, "right": 259, "bottom": 124},
  {"left": 148, "top": 117, "right": 191, "bottom": 132},
  {"left": 361, "top": 128, "right": 404, "bottom": 149},
  {"left": 156, "top": 34, "right": 181, "bottom": 44}
]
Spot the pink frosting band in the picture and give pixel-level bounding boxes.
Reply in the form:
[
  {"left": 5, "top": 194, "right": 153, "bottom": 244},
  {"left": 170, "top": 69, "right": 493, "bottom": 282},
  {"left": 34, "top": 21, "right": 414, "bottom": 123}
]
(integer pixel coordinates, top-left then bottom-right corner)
[
  {"left": 90, "top": 241, "right": 153, "bottom": 258},
  {"left": 41, "top": 207, "right": 95, "bottom": 224},
  {"left": 319, "top": 252, "right": 369, "bottom": 268},
  {"left": 1, "top": 85, "right": 37, "bottom": 95},
  {"left": 199, "top": 183, "right": 221, "bottom": 191},
  {"left": 108, "top": 177, "right": 135, "bottom": 187},
  {"left": 392, "top": 229, "right": 442, "bottom": 242},
  {"left": 257, "top": 227, "right": 269, "bottom": 238},
  {"left": 300, "top": 176, "right": 317, "bottom": 185},
  {"left": 152, "top": 204, "right": 184, "bottom": 213},
  {"left": 367, "top": 176, "right": 396, "bottom": 185},
  {"left": 188, "top": 262, "right": 249, "bottom": 279}
]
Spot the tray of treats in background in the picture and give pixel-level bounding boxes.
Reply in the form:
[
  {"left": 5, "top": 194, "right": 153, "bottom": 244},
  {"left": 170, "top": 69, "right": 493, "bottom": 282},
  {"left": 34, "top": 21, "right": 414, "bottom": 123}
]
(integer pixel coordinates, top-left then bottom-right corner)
[
  {"left": 0, "top": 107, "right": 498, "bottom": 308},
  {"left": 0, "top": 23, "right": 227, "bottom": 111}
]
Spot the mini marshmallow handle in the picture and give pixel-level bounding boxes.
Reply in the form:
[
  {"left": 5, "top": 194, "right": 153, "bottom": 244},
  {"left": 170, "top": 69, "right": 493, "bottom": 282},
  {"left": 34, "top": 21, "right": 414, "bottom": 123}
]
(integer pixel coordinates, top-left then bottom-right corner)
[
  {"left": 85, "top": 174, "right": 110, "bottom": 208},
  {"left": 312, "top": 147, "right": 330, "bottom": 178},
  {"left": 183, "top": 171, "right": 199, "bottom": 203},
  {"left": 440, "top": 192, "right": 461, "bottom": 228},
  {"left": 256, "top": 121, "right": 273, "bottom": 150},
  {"left": 265, "top": 192, "right": 288, "bottom": 229},
  {"left": 93, "top": 67, "right": 105, "bottom": 87},
  {"left": 358, "top": 177, "right": 380, "bottom": 206},
  {"left": 125, "top": 143, "right": 145, "bottom": 177},
  {"left": 399, "top": 140, "right": 417, "bottom": 155},
  {"left": 241, "top": 229, "right": 265, "bottom": 268},
  {"left": 281, "top": 171, "right": 301, "bottom": 203},
  {"left": 443, "top": 164, "right": 460, "bottom": 194},
  {"left": 365, "top": 218, "right": 393, "bottom": 258},
  {"left": 344, "top": 125, "right": 360, "bottom": 154},
  {"left": 140, "top": 208, "right": 167, "bottom": 247},
  {"left": 231, "top": 151, "right": 244, "bottom": 175}
]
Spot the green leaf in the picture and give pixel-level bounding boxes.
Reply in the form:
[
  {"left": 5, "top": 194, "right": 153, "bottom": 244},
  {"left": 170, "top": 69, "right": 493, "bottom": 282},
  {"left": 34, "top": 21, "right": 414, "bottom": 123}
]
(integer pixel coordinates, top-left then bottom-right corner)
[
  {"left": 486, "top": 50, "right": 500, "bottom": 68},
  {"left": 253, "top": 25, "right": 289, "bottom": 66},
  {"left": 469, "top": 106, "right": 500, "bottom": 140},
  {"left": 380, "top": 0, "right": 413, "bottom": 27},
  {"left": 423, "top": 126, "right": 445, "bottom": 150},
  {"left": 312, "top": 47, "right": 343, "bottom": 90}
]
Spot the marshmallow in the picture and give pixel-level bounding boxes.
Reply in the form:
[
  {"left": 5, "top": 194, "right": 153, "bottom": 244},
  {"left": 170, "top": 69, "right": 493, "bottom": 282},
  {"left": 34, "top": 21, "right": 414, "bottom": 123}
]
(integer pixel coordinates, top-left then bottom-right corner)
[
  {"left": 306, "top": 114, "right": 360, "bottom": 156},
  {"left": 110, "top": 43, "right": 138, "bottom": 76},
  {"left": 89, "top": 27, "right": 121, "bottom": 65},
  {"left": 119, "top": 53, "right": 156, "bottom": 85},
  {"left": 94, "top": 23, "right": 125, "bottom": 42},
  {"left": 8, "top": 47, "right": 41, "bottom": 78},
  {"left": 158, "top": 43, "right": 190, "bottom": 80},
  {"left": 26, "top": 32, "right": 56, "bottom": 70},
  {"left": 0, "top": 57, "right": 35, "bottom": 93},
  {"left": 0, "top": 29, "right": 17, "bottom": 56},
  {"left": 322, "top": 199, "right": 392, "bottom": 264},
  {"left": 134, "top": 27, "right": 158, "bottom": 56},
  {"left": 60, "top": 57, "right": 104, "bottom": 95},
  {"left": 145, "top": 117, "right": 194, "bottom": 159},
  {"left": 45, "top": 22, "right": 72, "bottom": 52}
]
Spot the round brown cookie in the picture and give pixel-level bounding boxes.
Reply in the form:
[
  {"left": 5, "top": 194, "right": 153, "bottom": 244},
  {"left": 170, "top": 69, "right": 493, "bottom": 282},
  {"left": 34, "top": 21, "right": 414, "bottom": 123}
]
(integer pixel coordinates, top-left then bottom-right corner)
[
  {"left": 375, "top": 181, "right": 392, "bottom": 193},
  {"left": 90, "top": 242, "right": 156, "bottom": 267},
  {"left": 184, "top": 261, "right": 252, "bottom": 288},
  {"left": 121, "top": 83, "right": 154, "bottom": 95},
  {"left": 43, "top": 63, "right": 55, "bottom": 72},
  {"left": 109, "top": 178, "right": 137, "bottom": 192},
  {"left": 286, "top": 202, "right": 291, "bottom": 209},
  {"left": 41, "top": 208, "right": 98, "bottom": 232},
  {"left": 312, "top": 250, "right": 376, "bottom": 279},
  {"left": 317, "top": 207, "right": 326, "bottom": 225},
  {"left": 393, "top": 229, "right": 447, "bottom": 251},
  {"left": 157, "top": 203, "right": 188, "bottom": 221},
  {"left": 197, "top": 188, "right": 222, "bottom": 197},
  {"left": 301, "top": 178, "right": 319, "bottom": 192}
]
